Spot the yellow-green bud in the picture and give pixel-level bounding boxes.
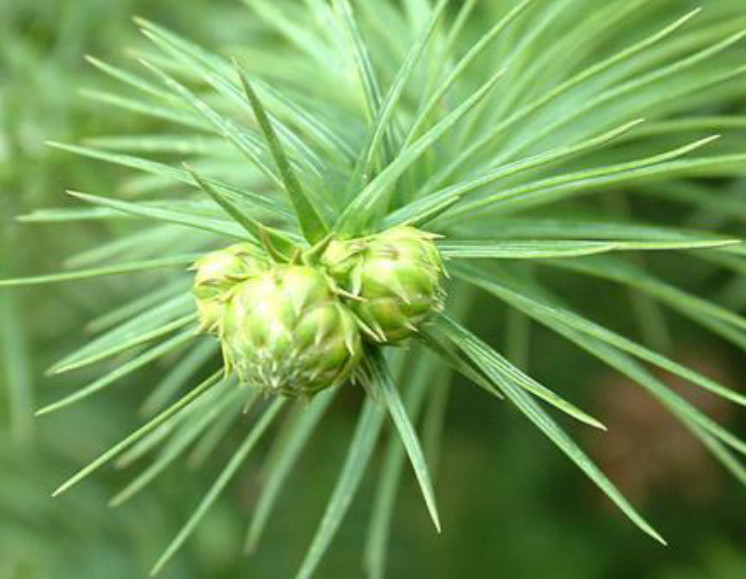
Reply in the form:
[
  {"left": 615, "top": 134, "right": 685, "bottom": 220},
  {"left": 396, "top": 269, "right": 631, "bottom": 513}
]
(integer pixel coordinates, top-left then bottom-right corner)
[
  {"left": 192, "top": 243, "right": 270, "bottom": 333},
  {"left": 220, "top": 265, "right": 362, "bottom": 398},
  {"left": 324, "top": 227, "right": 446, "bottom": 344}
]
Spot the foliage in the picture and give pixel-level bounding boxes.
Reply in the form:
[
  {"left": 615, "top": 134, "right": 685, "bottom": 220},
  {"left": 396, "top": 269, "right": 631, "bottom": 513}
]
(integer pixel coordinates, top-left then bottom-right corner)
[{"left": 2, "top": 0, "right": 746, "bottom": 577}]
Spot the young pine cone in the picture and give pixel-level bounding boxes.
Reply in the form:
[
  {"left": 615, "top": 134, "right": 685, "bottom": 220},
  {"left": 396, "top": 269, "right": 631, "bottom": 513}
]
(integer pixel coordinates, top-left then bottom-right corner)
[
  {"left": 219, "top": 265, "right": 363, "bottom": 399},
  {"left": 192, "top": 243, "right": 270, "bottom": 333},
  {"left": 323, "top": 227, "right": 446, "bottom": 344}
]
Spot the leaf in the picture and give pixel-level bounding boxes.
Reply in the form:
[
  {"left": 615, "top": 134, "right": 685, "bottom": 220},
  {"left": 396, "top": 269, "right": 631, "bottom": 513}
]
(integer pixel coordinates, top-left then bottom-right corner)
[
  {"left": 115, "top": 419, "right": 186, "bottom": 471},
  {"left": 48, "top": 141, "right": 290, "bottom": 219},
  {"left": 187, "top": 402, "right": 245, "bottom": 468},
  {"left": 387, "top": 119, "right": 645, "bottom": 226},
  {"left": 693, "top": 429, "right": 746, "bottom": 487},
  {"left": 136, "top": 57, "right": 288, "bottom": 189},
  {"left": 437, "top": 238, "right": 740, "bottom": 260},
  {"left": 364, "top": 437, "right": 406, "bottom": 579},
  {"left": 427, "top": 8, "right": 706, "bottom": 186},
  {"left": 129, "top": 378, "right": 237, "bottom": 467},
  {"left": 151, "top": 397, "right": 286, "bottom": 576},
  {"left": 550, "top": 257, "right": 746, "bottom": 335},
  {"left": 331, "top": 0, "right": 387, "bottom": 127},
  {"left": 365, "top": 347, "right": 444, "bottom": 579},
  {"left": 81, "top": 89, "right": 207, "bottom": 131},
  {"left": 135, "top": 19, "right": 330, "bottom": 176},
  {"left": 37, "top": 330, "right": 196, "bottom": 416},
  {"left": 141, "top": 340, "right": 219, "bottom": 415},
  {"left": 444, "top": 135, "right": 725, "bottom": 221},
  {"left": 403, "top": 0, "right": 535, "bottom": 148},
  {"left": 0, "top": 255, "right": 198, "bottom": 287},
  {"left": 424, "top": 327, "right": 605, "bottom": 430},
  {"left": 245, "top": 389, "right": 336, "bottom": 553},
  {"left": 65, "top": 226, "right": 197, "bottom": 268},
  {"left": 635, "top": 181, "right": 746, "bottom": 222},
  {"left": 135, "top": 54, "right": 322, "bottom": 195},
  {"left": 54, "top": 313, "right": 197, "bottom": 375},
  {"left": 455, "top": 263, "right": 746, "bottom": 408},
  {"left": 417, "top": 330, "right": 503, "bottom": 400},
  {"left": 185, "top": 164, "right": 297, "bottom": 256},
  {"left": 295, "top": 397, "right": 386, "bottom": 579},
  {"left": 52, "top": 371, "right": 223, "bottom": 497},
  {"left": 337, "top": 65, "right": 507, "bottom": 233},
  {"left": 498, "top": 29, "right": 746, "bottom": 165},
  {"left": 86, "top": 281, "right": 187, "bottom": 334},
  {"left": 244, "top": 0, "right": 333, "bottom": 65},
  {"left": 494, "top": 275, "right": 746, "bottom": 461},
  {"left": 441, "top": 0, "right": 478, "bottom": 58},
  {"left": 556, "top": 326, "right": 746, "bottom": 459},
  {"left": 483, "top": 152, "right": 746, "bottom": 216},
  {"left": 439, "top": 315, "right": 666, "bottom": 545},
  {"left": 121, "top": 378, "right": 233, "bottom": 466},
  {"left": 85, "top": 54, "right": 178, "bottom": 103},
  {"left": 111, "top": 388, "right": 248, "bottom": 507},
  {"left": 505, "top": 308, "right": 531, "bottom": 370},
  {"left": 64, "top": 191, "right": 250, "bottom": 239},
  {"left": 235, "top": 64, "right": 329, "bottom": 243},
  {"left": 359, "top": 0, "right": 448, "bottom": 178},
  {"left": 420, "top": 282, "right": 602, "bottom": 430},
  {"left": 447, "top": 217, "right": 737, "bottom": 244},
  {"left": 85, "top": 133, "right": 229, "bottom": 156},
  {"left": 49, "top": 295, "right": 191, "bottom": 375},
  {"left": 18, "top": 205, "right": 135, "bottom": 223},
  {"left": 369, "top": 352, "right": 441, "bottom": 532}
]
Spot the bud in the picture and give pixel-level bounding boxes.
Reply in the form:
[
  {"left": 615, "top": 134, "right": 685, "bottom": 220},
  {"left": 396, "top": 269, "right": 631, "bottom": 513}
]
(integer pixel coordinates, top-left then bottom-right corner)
[
  {"left": 220, "top": 265, "right": 362, "bottom": 398},
  {"left": 192, "top": 243, "right": 270, "bottom": 333},
  {"left": 323, "top": 227, "right": 446, "bottom": 343}
]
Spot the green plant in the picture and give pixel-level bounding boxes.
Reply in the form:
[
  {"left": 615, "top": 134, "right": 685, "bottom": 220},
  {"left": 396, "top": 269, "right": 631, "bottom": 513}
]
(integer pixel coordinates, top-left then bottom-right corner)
[{"left": 2, "top": 0, "right": 746, "bottom": 577}]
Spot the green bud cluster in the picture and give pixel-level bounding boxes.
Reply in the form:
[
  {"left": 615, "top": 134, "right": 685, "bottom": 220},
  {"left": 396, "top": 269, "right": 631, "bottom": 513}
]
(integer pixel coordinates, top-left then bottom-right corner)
[{"left": 191, "top": 227, "right": 446, "bottom": 398}]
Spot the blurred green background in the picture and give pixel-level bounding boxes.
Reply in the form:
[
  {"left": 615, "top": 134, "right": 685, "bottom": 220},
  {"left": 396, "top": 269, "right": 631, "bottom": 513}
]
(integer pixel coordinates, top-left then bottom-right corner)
[{"left": 1, "top": 1, "right": 745, "bottom": 578}]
